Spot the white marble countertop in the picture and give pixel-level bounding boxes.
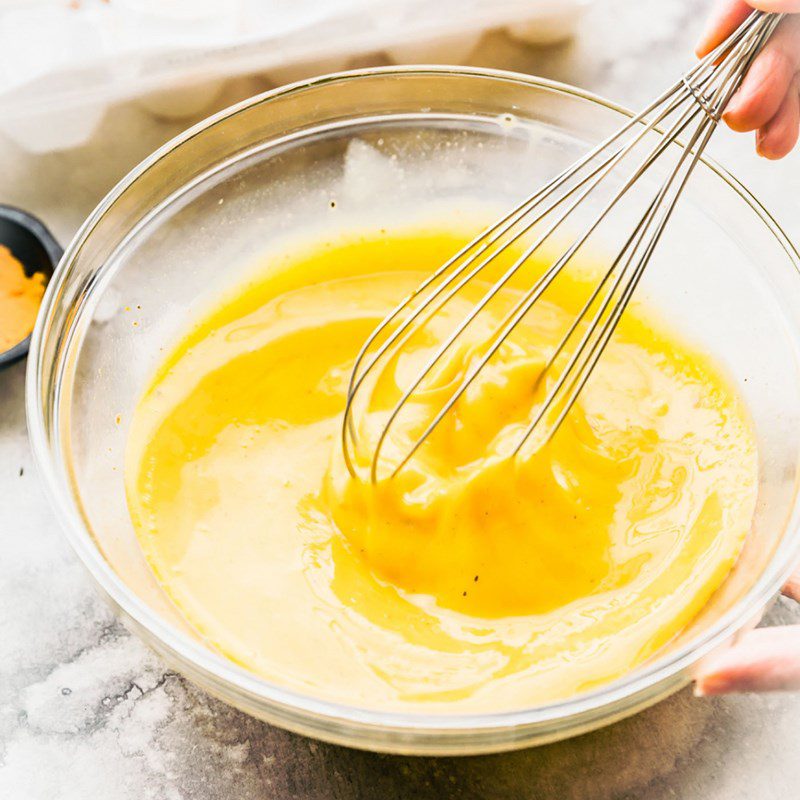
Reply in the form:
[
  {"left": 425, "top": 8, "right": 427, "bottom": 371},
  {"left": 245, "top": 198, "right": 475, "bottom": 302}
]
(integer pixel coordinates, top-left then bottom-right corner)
[{"left": 3, "top": 1, "right": 800, "bottom": 797}]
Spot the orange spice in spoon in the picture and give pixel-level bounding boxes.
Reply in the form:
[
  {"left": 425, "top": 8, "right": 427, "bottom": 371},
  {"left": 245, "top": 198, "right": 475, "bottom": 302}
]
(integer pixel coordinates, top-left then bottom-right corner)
[{"left": 0, "top": 245, "right": 45, "bottom": 352}]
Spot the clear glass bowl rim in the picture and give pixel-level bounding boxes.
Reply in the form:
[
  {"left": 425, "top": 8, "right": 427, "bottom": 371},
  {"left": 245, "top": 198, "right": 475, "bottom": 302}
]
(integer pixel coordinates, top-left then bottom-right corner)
[{"left": 25, "top": 65, "right": 800, "bottom": 736}]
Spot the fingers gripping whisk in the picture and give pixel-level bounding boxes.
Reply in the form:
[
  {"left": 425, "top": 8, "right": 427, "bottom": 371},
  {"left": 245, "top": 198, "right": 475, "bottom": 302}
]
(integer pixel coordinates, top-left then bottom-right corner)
[{"left": 341, "top": 11, "right": 781, "bottom": 484}]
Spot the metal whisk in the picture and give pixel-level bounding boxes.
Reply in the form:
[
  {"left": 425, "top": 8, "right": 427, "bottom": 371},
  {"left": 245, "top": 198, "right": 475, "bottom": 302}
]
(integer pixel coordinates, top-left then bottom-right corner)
[{"left": 343, "top": 10, "right": 781, "bottom": 483}]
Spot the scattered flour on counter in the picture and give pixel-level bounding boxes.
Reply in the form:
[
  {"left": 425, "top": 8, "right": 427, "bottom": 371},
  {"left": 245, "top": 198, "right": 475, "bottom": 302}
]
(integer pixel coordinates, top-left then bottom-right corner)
[
  {"left": 0, "top": 627, "right": 254, "bottom": 800},
  {"left": 18, "top": 636, "right": 165, "bottom": 736}
]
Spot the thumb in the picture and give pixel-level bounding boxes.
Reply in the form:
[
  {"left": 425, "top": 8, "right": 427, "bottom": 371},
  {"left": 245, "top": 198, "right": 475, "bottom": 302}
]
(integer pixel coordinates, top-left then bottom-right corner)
[
  {"left": 694, "top": 564, "right": 800, "bottom": 695},
  {"left": 694, "top": 625, "right": 800, "bottom": 695}
]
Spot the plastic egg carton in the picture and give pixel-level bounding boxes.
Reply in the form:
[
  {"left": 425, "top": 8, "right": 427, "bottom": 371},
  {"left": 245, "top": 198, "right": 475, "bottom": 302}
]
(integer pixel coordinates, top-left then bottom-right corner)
[{"left": 0, "top": 0, "right": 591, "bottom": 154}]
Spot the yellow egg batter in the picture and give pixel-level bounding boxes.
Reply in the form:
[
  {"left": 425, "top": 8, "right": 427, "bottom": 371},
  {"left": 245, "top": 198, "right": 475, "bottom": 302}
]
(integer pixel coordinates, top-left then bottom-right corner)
[{"left": 126, "top": 223, "right": 758, "bottom": 712}]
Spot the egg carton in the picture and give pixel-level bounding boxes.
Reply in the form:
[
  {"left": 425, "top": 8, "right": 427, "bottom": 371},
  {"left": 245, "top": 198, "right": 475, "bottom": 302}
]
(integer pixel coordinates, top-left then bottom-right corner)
[{"left": 0, "top": 0, "right": 590, "bottom": 154}]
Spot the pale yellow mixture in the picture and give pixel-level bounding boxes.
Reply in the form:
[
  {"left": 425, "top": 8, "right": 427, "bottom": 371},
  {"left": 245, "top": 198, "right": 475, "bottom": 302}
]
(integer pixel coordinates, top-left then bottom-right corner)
[{"left": 126, "top": 224, "right": 758, "bottom": 712}]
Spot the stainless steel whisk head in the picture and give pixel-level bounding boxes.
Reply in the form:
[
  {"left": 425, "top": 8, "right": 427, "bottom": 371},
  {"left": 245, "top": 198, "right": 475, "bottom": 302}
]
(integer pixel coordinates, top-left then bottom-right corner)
[{"left": 342, "top": 10, "right": 781, "bottom": 483}]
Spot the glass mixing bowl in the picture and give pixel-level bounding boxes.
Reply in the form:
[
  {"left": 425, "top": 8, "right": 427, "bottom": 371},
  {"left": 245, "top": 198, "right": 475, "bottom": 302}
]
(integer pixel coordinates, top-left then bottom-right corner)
[{"left": 27, "top": 67, "right": 800, "bottom": 755}]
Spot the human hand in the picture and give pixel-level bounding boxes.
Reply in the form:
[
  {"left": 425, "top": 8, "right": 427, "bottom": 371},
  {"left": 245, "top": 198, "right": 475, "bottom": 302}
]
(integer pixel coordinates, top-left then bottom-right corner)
[
  {"left": 695, "top": 567, "right": 800, "bottom": 694},
  {"left": 696, "top": 0, "right": 800, "bottom": 158},
  {"left": 692, "top": 2, "right": 800, "bottom": 695}
]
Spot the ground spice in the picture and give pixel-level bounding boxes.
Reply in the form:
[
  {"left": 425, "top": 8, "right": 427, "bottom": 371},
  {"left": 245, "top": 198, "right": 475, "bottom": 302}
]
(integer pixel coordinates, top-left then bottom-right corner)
[{"left": 0, "top": 245, "right": 45, "bottom": 352}]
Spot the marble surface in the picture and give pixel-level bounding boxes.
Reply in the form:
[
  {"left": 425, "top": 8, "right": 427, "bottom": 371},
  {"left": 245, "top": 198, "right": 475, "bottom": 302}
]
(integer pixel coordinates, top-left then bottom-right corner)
[{"left": 3, "top": 1, "right": 800, "bottom": 797}]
